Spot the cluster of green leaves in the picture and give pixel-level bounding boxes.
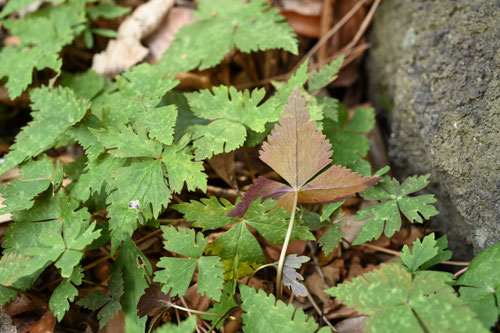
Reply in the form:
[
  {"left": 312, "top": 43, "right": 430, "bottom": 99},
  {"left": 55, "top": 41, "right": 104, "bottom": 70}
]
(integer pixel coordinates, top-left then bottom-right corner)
[
  {"left": 326, "top": 234, "right": 498, "bottom": 332},
  {"left": 0, "top": 0, "right": 496, "bottom": 332},
  {"left": 0, "top": 0, "right": 129, "bottom": 99}
]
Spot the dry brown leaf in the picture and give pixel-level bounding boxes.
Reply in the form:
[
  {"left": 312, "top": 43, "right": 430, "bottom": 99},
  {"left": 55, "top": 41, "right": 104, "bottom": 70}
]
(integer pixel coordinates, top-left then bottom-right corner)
[
  {"left": 346, "top": 257, "right": 377, "bottom": 281},
  {"left": 207, "top": 151, "right": 237, "bottom": 188},
  {"left": 26, "top": 310, "right": 56, "bottom": 333},
  {"left": 335, "top": 316, "right": 367, "bottom": 333},
  {"left": 2, "top": 294, "right": 40, "bottom": 317},
  {"left": 145, "top": 7, "right": 195, "bottom": 61},
  {"left": 92, "top": 0, "right": 175, "bottom": 77}
]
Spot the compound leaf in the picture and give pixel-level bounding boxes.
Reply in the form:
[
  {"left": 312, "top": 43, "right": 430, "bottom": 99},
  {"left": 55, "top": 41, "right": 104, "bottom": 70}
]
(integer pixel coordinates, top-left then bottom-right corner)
[
  {"left": 308, "top": 56, "right": 344, "bottom": 93},
  {"left": 244, "top": 200, "right": 314, "bottom": 244},
  {"left": 49, "top": 278, "right": 79, "bottom": 322},
  {"left": 229, "top": 88, "right": 378, "bottom": 217},
  {"left": 161, "top": 226, "right": 207, "bottom": 258},
  {"left": 0, "top": 155, "right": 54, "bottom": 214},
  {"left": 0, "top": 87, "right": 89, "bottom": 175},
  {"left": 353, "top": 175, "right": 439, "bottom": 245},
  {"left": 398, "top": 233, "right": 439, "bottom": 272},
  {"left": 197, "top": 256, "right": 225, "bottom": 300},
  {"left": 160, "top": 0, "right": 297, "bottom": 73},
  {"left": 326, "top": 264, "right": 488, "bottom": 333},
  {"left": 172, "top": 197, "right": 237, "bottom": 231},
  {"left": 323, "top": 105, "right": 375, "bottom": 175},
  {"left": 240, "top": 285, "right": 318, "bottom": 332}
]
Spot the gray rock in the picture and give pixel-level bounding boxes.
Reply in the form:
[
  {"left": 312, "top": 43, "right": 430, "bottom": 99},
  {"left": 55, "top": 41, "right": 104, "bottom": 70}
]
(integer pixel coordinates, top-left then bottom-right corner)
[{"left": 367, "top": 0, "right": 499, "bottom": 255}]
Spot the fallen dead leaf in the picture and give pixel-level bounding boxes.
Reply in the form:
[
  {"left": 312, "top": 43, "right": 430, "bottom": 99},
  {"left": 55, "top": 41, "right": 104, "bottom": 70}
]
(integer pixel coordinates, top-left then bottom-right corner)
[
  {"left": 207, "top": 151, "right": 237, "bottom": 188},
  {"left": 145, "top": 7, "right": 195, "bottom": 61},
  {"left": 26, "top": 310, "right": 56, "bottom": 333},
  {"left": 335, "top": 316, "right": 367, "bottom": 333},
  {"left": 92, "top": 0, "right": 175, "bottom": 77}
]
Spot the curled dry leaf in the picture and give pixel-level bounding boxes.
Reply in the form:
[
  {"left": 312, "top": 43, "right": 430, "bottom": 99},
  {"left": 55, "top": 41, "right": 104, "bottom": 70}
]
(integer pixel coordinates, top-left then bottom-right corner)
[
  {"left": 274, "top": 254, "right": 310, "bottom": 296},
  {"left": 228, "top": 87, "right": 379, "bottom": 217}
]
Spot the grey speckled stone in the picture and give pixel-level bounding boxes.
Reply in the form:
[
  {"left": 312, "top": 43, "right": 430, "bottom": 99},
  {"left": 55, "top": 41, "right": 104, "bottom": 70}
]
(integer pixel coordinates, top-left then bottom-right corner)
[{"left": 367, "top": 0, "right": 499, "bottom": 255}]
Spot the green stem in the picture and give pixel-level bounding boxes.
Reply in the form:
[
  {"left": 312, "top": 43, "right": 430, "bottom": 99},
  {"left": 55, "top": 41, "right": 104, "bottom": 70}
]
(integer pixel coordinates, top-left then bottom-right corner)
[{"left": 276, "top": 190, "right": 299, "bottom": 298}]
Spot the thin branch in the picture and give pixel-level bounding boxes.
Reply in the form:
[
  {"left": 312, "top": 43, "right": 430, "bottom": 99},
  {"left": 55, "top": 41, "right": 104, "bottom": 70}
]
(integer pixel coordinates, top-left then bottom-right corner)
[
  {"left": 305, "top": 289, "right": 338, "bottom": 332},
  {"left": 358, "top": 243, "right": 470, "bottom": 266}
]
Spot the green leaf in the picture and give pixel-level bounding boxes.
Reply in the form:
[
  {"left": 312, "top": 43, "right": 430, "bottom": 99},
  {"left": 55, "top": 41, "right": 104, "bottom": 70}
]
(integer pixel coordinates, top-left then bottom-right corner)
[
  {"left": 77, "top": 291, "right": 112, "bottom": 311},
  {"left": 197, "top": 256, "right": 225, "bottom": 300},
  {"left": 109, "top": 271, "right": 125, "bottom": 300},
  {"left": 155, "top": 257, "right": 197, "bottom": 297},
  {"left": 308, "top": 56, "right": 344, "bottom": 93},
  {"left": 419, "top": 235, "right": 452, "bottom": 270},
  {"left": 0, "top": 45, "right": 61, "bottom": 99},
  {"left": 159, "top": 0, "right": 297, "bottom": 73},
  {"left": 323, "top": 106, "right": 375, "bottom": 175},
  {"left": 172, "top": 196, "right": 237, "bottom": 231},
  {"left": 154, "top": 227, "right": 224, "bottom": 301},
  {"left": 106, "top": 160, "right": 171, "bottom": 252},
  {"left": 161, "top": 226, "right": 207, "bottom": 258},
  {"left": 353, "top": 175, "right": 439, "bottom": 245},
  {"left": 65, "top": 115, "right": 105, "bottom": 162},
  {"left": 135, "top": 105, "right": 177, "bottom": 146},
  {"left": 240, "top": 285, "right": 318, "bottom": 332},
  {"left": 326, "top": 264, "right": 488, "bottom": 333},
  {"left": 0, "top": 155, "right": 54, "bottom": 214},
  {"left": 186, "top": 86, "right": 276, "bottom": 159},
  {"left": 112, "top": 238, "right": 151, "bottom": 331},
  {"left": 0, "top": 0, "right": 87, "bottom": 98},
  {"left": 61, "top": 70, "right": 105, "bottom": 100},
  {"left": 192, "top": 120, "right": 248, "bottom": 160},
  {"left": 156, "top": 316, "right": 197, "bottom": 333},
  {"left": 162, "top": 144, "right": 207, "bottom": 193},
  {"left": 92, "top": 125, "right": 162, "bottom": 158},
  {"left": 243, "top": 200, "right": 314, "bottom": 244},
  {"left": 205, "top": 221, "right": 264, "bottom": 278},
  {"left": 97, "top": 300, "right": 122, "bottom": 328},
  {"left": 320, "top": 201, "right": 344, "bottom": 221},
  {"left": 49, "top": 278, "right": 78, "bottom": 321},
  {"left": 87, "top": 1, "right": 131, "bottom": 20},
  {"left": 0, "top": 87, "right": 89, "bottom": 175},
  {"left": 398, "top": 233, "right": 439, "bottom": 272},
  {"left": 188, "top": 86, "right": 277, "bottom": 132},
  {"left": 5, "top": 192, "right": 100, "bottom": 279},
  {"left": 457, "top": 242, "right": 500, "bottom": 329},
  {"left": 318, "top": 222, "right": 344, "bottom": 256},
  {"left": 70, "top": 153, "right": 125, "bottom": 202}
]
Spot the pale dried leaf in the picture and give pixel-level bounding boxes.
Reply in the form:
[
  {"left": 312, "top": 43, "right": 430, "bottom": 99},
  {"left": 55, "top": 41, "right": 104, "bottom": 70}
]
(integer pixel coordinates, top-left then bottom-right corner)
[{"left": 92, "top": 0, "right": 175, "bottom": 77}]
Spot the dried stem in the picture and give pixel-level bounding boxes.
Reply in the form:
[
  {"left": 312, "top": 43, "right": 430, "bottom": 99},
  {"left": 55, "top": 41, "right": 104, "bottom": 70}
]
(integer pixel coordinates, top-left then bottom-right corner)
[{"left": 276, "top": 190, "right": 299, "bottom": 297}]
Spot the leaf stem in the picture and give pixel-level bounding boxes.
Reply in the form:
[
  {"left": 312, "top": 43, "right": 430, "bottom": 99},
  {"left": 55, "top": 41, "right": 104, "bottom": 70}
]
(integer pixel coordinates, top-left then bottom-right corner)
[
  {"left": 276, "top": 190, "right": 299, "bottom": 298},
  {"left": 168, "top": 303, "right": 219, "bottom": 317}
]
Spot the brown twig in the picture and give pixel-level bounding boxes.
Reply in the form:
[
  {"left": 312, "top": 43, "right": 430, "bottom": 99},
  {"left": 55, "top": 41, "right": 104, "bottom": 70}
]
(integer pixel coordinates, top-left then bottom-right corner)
[
  {"left": 358, "top": 243, "right": 470, "bottom": 266},
  {"left": 292, "top": 0, "right": 368, "bottom": 73}
]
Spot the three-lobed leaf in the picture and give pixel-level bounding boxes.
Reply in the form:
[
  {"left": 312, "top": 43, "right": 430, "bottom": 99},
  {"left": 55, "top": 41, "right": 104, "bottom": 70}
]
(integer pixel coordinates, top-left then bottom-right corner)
[
  {"left": 229, "top": 87, "right": 379, "bottom": 217},
  {"left": 240, "top": 284, "right": 318, "bottom": 332},
  {"left": 326, "top": 264, "right": 488, "bottom": 333},
  {"left": 354, "top": 175, "right": 439, "bottom": 244}
]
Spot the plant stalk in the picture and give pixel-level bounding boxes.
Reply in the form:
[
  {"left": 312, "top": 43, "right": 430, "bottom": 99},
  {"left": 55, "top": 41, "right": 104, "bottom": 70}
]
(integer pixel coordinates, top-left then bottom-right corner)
[{"left": 276, "top": 190, "right": 299, "bottom": 298}]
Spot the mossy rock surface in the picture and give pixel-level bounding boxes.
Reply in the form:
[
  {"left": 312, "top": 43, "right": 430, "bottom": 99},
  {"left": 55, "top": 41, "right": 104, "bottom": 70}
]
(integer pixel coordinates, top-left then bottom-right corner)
[{"left": 367, "top": 0, "right": 499, "bottom": 254}]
